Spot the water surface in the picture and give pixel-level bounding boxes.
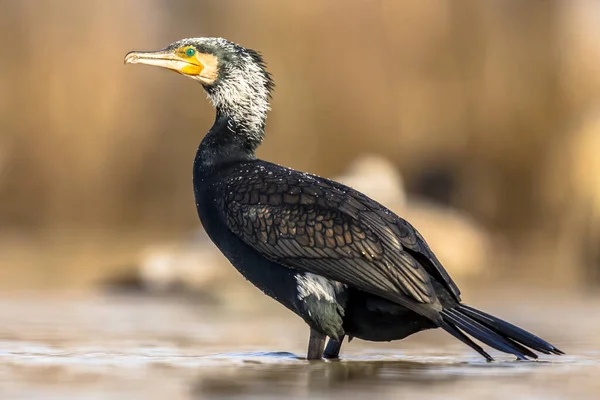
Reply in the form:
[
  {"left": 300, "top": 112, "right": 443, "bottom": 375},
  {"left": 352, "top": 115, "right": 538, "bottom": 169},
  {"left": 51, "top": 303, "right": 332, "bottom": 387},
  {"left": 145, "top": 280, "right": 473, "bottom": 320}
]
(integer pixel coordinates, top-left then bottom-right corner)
[{"left": 0, "top": 291, "right": 597, "bottom": 399}]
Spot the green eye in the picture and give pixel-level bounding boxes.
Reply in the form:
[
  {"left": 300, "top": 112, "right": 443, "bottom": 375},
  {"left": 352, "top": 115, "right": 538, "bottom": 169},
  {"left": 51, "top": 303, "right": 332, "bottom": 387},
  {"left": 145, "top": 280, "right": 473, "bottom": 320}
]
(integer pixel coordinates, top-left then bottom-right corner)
[{"left": 185, "top": 48, "right": 196, "bottom": 57}]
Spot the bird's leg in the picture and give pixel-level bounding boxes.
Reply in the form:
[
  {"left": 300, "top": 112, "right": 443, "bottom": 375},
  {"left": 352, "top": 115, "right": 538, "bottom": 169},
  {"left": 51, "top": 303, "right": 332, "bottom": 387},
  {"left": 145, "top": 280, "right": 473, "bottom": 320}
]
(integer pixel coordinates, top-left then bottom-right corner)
[
  {"left": 307, "top": 328, "right": 326, "bottom": 360},
  {"left": 323, "top": 335, "right": 345, "bottom": 359}
]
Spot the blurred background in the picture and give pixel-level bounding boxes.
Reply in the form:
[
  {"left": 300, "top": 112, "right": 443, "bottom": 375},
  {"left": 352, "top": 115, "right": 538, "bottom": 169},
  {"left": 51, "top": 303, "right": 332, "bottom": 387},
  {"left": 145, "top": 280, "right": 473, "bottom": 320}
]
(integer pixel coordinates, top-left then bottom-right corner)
[
  {"left": 2, "top": 0, "right": 600, "bottom": 292},
  {"left": 1, "top": 1, "right": 600, "bottom": 398}
]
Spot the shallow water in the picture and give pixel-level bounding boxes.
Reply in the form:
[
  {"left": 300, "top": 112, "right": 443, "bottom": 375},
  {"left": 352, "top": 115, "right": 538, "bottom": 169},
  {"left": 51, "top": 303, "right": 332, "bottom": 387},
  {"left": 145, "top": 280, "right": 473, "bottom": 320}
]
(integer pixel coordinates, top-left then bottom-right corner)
[{"left": 0, "top": 291, "right": 598, "bottom": 399}]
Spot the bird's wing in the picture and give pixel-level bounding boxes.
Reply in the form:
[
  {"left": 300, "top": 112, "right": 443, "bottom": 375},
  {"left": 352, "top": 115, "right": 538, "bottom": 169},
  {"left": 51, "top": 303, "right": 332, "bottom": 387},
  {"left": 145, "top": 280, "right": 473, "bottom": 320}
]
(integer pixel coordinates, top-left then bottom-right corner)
[
  {"left": 215, "top": 162, "right": 460, "bottom": 307},
  {"left": 319, "top": 175, "right": 462, "bottom": 301},
  {"left": 312, "top": 171, "right": 462, "bottom": 303}
]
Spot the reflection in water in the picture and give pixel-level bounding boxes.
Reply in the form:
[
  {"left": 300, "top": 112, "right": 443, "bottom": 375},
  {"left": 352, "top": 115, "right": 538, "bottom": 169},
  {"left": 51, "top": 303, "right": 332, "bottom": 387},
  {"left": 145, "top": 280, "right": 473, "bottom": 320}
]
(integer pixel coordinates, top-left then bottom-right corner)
[
  {"left": 192, "top": 356, "right": 462, "bottom": 398},
  {"left": 191, "top": 352, "right": 568, "bottom": 399}
]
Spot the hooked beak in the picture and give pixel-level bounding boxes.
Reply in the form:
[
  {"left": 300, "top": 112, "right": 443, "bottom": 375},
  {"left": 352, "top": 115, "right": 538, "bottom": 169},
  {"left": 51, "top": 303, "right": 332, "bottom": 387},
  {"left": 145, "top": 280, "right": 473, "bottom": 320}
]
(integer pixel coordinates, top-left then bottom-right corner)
[{"left": 124, "top": 49, "right": 204, "bottom": 76}]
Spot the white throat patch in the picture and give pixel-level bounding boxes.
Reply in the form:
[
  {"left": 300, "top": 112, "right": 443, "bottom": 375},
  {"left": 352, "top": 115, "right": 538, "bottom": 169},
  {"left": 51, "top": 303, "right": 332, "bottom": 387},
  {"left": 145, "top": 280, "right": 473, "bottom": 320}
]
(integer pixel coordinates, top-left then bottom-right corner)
[{"left": 204, "top": 39, "right": 271, "bottom": 142}]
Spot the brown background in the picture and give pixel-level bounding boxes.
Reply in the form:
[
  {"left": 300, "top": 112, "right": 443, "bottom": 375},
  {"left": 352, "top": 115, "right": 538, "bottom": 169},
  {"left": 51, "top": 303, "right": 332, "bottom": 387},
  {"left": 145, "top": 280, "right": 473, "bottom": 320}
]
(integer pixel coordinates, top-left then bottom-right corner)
[{"left": 2, "top": 0, "right": 600, "bottom": 291}]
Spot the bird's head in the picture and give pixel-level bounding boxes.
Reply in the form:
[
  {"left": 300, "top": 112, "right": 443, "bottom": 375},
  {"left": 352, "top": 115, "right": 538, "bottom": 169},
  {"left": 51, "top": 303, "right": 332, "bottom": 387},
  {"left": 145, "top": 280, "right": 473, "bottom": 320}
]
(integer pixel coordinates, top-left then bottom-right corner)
[{"left": 125, "top": 37, "right": 274, "bottom": 137}]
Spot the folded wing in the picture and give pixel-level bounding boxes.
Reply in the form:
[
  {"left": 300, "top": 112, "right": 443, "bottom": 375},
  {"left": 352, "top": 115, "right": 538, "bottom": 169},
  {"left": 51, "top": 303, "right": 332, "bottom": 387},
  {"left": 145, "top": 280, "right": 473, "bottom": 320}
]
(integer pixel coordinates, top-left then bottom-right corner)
[{"left": 216, "top": 162, "right": 461, "bottom": 309}]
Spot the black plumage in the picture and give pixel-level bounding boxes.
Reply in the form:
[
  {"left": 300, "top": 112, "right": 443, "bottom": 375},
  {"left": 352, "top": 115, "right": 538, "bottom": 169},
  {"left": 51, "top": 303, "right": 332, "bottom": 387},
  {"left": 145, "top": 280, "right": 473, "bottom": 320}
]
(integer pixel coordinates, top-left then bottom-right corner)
[{"left": 125, "top": 37, "right": 563, "bottom": 361}]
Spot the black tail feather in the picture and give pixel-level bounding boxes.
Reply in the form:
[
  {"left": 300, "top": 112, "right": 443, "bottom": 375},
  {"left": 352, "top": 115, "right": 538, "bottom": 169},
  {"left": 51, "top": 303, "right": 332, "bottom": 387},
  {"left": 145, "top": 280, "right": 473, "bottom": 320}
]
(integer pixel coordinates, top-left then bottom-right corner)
[
  {"left": 439, "top": 304, "right": 564, "bottom": 361},
  {"left": 442, "top": 309, "right": 530, "bottom": 360},
  {"left": 457, "top": 304, "right": 564, "bottom": 356},
  {"left": 437, "top": 318, "right": 494, "bottom": 362}
]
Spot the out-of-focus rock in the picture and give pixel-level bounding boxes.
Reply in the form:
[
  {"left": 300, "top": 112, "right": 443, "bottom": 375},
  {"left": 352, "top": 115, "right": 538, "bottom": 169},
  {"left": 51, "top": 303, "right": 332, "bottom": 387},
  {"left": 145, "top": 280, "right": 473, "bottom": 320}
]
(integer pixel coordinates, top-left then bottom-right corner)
[
  {"left": 107, "top": 229, "right": 265, "bottom": 308},
  {"left": 138, "top": 230, "right": 227, "bottom": 293},
  {"left": 336, "top": 154, "right": 491, "bottom": 278},
  {"left": 335, "top": 155, "right": 407, "bottom": 208}
]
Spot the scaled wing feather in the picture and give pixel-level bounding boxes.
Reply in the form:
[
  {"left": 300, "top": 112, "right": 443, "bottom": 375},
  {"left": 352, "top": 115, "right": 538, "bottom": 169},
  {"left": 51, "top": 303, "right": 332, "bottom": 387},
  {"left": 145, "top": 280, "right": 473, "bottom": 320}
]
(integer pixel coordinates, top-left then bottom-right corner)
[{"left": 217, "top": 162, "right": 461, "bottom": 307}]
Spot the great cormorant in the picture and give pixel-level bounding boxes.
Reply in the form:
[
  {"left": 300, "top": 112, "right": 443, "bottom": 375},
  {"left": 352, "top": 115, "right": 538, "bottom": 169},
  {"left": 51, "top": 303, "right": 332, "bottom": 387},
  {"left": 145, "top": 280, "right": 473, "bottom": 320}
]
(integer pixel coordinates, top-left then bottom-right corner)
[{"left": 125, "top": 38, "right": 563, "bottom": 361}]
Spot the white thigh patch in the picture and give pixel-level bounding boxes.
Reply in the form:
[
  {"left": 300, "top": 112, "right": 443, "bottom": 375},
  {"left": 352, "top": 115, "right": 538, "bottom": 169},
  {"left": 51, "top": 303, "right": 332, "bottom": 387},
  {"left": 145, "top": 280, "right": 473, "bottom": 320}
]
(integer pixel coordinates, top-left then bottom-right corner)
[{"left": 295, "top": 273, "right": 345, "bottom": 302}]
